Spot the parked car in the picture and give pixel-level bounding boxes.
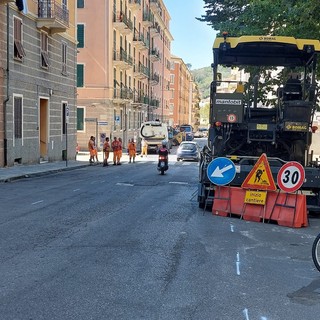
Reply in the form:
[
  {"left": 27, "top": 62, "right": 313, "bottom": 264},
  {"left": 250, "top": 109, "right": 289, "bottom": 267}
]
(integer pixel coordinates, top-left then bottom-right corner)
[{"left": 176, "top": 141, "right": 200, "bottom": 162}]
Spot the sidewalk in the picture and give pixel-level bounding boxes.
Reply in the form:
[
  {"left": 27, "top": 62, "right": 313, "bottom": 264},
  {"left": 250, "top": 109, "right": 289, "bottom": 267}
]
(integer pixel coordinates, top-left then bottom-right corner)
[{"left": 0, "top": 151, "right": 134, "bottom": 183}]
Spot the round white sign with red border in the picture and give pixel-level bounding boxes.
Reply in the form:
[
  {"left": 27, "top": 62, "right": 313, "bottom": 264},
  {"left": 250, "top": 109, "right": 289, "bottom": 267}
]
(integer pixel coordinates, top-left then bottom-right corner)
[
  {"left": 277, "top": 161, "right": 305, "bottom": 193},
  {"left": 227, "top": 114, "right": 237, "bottom": 123}
]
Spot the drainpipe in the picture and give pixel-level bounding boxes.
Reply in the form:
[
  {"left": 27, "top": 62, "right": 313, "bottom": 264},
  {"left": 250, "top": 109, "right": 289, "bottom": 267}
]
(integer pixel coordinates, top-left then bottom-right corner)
[{"left": 3, "top": 4, "right": 10, "bottom": 166}]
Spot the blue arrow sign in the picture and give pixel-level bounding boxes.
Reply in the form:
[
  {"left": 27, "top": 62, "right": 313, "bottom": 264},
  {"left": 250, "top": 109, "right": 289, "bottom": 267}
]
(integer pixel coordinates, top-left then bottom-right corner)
[{"left": 207, "top": 157, "right": 236, "bottom": 186}]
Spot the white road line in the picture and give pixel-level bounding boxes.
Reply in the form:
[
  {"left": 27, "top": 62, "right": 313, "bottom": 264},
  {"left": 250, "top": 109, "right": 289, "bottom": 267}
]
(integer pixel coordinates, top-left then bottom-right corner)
[
  {"left": 236, "top": 252, "right": 240, "bottom": 275},
  {"left": 32, "top": 200, "right": 44, "bottom": 205},
  {"left": 230, "top": 223, "right": 234, "bottom": 232},
  {"left": 116, "top": 183, "right": 134, "bottom": 187},
  {"left": 243, "top": 308, "right": 250, "bottom": 320},
  {"left": 73, "top": 188, "right": 80, "bottom": 192},
  {"left": 169, "top": 181, "right": 188, "bottom": 185}
]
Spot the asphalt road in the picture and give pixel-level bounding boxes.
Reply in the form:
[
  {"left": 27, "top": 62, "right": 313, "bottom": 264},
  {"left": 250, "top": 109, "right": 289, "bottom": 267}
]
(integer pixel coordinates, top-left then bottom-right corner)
[{"left": 1, "top": 142, "right": 320, "bottom": 319}]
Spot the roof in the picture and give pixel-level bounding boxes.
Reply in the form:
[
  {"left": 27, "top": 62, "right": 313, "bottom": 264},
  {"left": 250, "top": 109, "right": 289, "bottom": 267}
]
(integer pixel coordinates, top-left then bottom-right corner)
[{"left": 212, "top": 36, "right": 320, "bottom": 67}]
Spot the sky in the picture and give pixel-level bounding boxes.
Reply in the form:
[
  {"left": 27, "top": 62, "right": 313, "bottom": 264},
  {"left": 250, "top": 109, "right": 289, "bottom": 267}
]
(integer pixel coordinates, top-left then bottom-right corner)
[{"left": 162, "top": 0, "right": 217, "bottom": 70}]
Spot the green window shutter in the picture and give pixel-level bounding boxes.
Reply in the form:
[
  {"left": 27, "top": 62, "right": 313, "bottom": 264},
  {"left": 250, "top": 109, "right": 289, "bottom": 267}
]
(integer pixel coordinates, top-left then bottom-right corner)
[
  {"left": 77, "top": 24, "right": 84, "bottom": 48},
  {"left": 77, "top": 64, "right": 84, "bottom": 87},
  {"left": 77, "top": 108, "right": 84, "bottom": 131},
  {"left": 77, "top": 0, "right": 84, "bottom": 8}
]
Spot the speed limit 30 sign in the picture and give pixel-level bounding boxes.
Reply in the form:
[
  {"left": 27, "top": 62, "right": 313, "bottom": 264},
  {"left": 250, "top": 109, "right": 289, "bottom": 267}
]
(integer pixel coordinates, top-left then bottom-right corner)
[{"left": 277, "top": 162, "right": 305, "bottom": 193}]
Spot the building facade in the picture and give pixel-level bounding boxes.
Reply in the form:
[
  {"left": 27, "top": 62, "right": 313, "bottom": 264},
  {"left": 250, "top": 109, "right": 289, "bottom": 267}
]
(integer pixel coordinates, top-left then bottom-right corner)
[
  {"left": 169, "top": 55, "right": 193, "bottom": 127},
  {"left": 0, "top": 0, "right": 77, "bottom": 167},
  {"left": 0, "top": 3, "right": 5, "bottom": 167},
  {"left": 76, "top": 0, "right": 173, "bottom": 150}
]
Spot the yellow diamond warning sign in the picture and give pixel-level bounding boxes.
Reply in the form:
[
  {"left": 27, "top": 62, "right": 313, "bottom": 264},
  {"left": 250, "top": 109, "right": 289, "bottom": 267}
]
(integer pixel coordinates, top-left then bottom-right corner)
[{"left": 241, "top": 153, "right": 277, "bottom": 191}]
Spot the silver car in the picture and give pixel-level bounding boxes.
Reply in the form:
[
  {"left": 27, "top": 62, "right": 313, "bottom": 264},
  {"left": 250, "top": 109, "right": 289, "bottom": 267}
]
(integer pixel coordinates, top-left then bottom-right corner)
[{"left": 176, "top": 141, "right": 200, "bottom": 162}]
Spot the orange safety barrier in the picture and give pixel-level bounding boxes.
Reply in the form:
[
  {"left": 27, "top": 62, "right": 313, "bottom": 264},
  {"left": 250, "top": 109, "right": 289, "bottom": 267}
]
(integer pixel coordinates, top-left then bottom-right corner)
[{"left": 212, "top": 186, "right": 308, "bottom": 228}]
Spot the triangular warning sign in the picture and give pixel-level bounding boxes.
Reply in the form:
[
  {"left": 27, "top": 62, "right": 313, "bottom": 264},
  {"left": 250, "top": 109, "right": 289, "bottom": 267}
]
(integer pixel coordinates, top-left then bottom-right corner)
[{"left": 241, "top": 153, "right": 276, "bottom": 191}]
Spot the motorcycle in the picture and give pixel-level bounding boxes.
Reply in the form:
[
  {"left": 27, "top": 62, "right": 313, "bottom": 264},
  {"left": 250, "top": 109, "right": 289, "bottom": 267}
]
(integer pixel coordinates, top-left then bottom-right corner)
[{"left": 157, "top": 154, "right": 168, "bottom": 175}]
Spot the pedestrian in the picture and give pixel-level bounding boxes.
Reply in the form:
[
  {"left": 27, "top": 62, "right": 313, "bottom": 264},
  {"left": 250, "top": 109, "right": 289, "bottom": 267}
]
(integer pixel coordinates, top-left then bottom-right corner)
[
  {"left": 75, "top": 143, "right": 80, "bottom": 160},
  {"left": 128, "top": 138, "right": 136, "bottom": 163},
  {"left": 88, "top": 136, "right": 95, "bottom": 164},
  {"left": 141, "top": 138, "right": 148, "bottom": 157},
  {"left": 103, "top": 137, "right": 111, "bottom": 167},
  {"left": 118, "top": 138, "right": 123, "bottom": 164},
  {"left": 111, "top": 137, "right": 121, "bottom": 165}
]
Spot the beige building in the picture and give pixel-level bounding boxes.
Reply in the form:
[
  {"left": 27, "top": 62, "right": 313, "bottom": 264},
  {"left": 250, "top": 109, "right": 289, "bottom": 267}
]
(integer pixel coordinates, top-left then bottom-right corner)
[
  {"left": 0, "top": 0, "right": 77, "bottom": 167},
  {"left": 76, "top": 0, "right": 173, "bottom": 150},
  {"left": 169, "top": 55, "right": 194, "bottom": 127}
]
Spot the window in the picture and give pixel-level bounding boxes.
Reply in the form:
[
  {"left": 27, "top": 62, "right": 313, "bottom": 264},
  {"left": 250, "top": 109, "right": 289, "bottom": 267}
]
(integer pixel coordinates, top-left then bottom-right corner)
[
  {"left": 62, "top": 42, "right": 67, "bottom": 75},
  {"left": 77, "top": 107, "right": 84, "bottom": 131},
  {"left": 77, "top": 64, "right": 84, "bottom": 87},
  {"left": 77, "top": 0, "right": 84, "bottom": 8},
  {"left": 170, "top": 74, "right": 174, "bottom": 83},
  {"left": 13, "top": 17, "right": 26, "bottom": 60},
  {"left": 77, "top": 24, "right": 84, "bottom": 48},
  {"left": 114, "top": 109, "right": 116, "bottom": 131},
  {"left": 62, "top": 103, "right": 67, "bottom": 134},
  {"left": 14, "top": 96, "right": 22, "bottom": 139},
  {"left": 40, "top": 32, "right": 49, "bottom": 68}
]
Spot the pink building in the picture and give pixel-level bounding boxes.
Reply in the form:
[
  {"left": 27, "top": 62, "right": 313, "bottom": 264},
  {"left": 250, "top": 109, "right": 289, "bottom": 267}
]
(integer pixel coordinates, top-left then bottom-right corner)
[{"left": 76, "top": 0, "right": 173, "bottom": 150}]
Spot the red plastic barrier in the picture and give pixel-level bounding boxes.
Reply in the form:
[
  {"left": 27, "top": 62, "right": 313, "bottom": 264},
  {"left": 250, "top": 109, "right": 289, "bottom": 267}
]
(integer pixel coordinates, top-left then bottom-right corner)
[{"left": 212, "top": 186, "right": 308, "bottom": 228}]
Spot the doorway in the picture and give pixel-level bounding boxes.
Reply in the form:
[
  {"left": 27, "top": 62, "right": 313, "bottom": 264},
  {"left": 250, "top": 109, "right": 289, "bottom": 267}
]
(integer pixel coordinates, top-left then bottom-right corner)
[{"left": 39, "top": 98, "right": 48, "bottom": 160}]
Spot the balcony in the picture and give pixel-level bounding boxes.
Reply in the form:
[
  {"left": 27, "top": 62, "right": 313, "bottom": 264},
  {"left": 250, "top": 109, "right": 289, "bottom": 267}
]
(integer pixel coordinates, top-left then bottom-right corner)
[
  {"left": 150, "top": 0, "right": 161, "bottom": 14},
  {"left": 133, "top": 92, "right": 149, "bottom": 105},
  {"left": 113, "top": 11, "right": 133, "bottom": 35},
  {"left": 37, "top": 0, "right": 69, "bottom": 34},
  {"left": 150, "top": 99, "right": 160, "bottom": 108},
  {"left": 150, "top": 48, "right": 160, "bottom": 62},
  {"left": 128, "top": 0, "right": 141, "bottom": 11},
  {"left": 149, "top": 23, "right": 161, "bottom": 37},
  {"left": 113, "top": 49, "right": 133, "bottom": 70},
  {"left": 133, "top": 29, "right": 149, "bottom": 50},
  {"left": 142, "top": 10, "right": 153, "bottom": 27},
  {"left": 113, "top": 87, "right": 133, "bottom": 104},
  {"left": 134, "top": 63, "right": 149, "bottom": 80},
  {"left": 150, "top": 73, "right": 160, "bottom": 86}
]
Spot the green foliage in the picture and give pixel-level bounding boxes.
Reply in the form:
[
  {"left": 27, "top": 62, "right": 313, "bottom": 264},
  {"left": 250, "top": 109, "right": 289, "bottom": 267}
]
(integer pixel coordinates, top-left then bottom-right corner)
[
  {"left": 192, "top": 66, "right": 233, "bottom": 99},
  {"left": 198, "top": 0, "right": 320, "bottom": 39}
]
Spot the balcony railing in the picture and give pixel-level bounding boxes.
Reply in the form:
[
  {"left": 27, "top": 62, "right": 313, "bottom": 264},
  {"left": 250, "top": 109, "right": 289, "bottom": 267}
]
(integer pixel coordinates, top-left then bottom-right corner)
[
  {"left": 133, "top": 29, "right": 149, "bottom": 50},
  {"left": 128, "top": 0, "right": 141, "bottom": 10},
  {"left": 37, "top": 0, "right": 69, "bottom": 34},
  {"left": 134, "top": 63, "right": 149, "bottom": 79},
  {"left": 150, "top": 48, "right": 160, "bottom": 61},
  {"left": 113, "top": 11, "right": 133, "bottom": 34},
  {"left": 150, "top": 73, "right": 160, "bottom": 85},
  {"left": 113, "top": 88, "right": 133, "bottom": 101},
  {"left": 113, "top": 49, "right": 133, "bottom": 69},
  {"left": 142, "top": 10, "right": 153, "bottom": 27}
]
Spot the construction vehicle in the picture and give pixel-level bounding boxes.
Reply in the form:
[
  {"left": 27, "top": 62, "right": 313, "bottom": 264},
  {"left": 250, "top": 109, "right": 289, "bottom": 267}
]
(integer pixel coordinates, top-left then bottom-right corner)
[{"left": 198, "top": 34, "right": 320, "bottom": 212}]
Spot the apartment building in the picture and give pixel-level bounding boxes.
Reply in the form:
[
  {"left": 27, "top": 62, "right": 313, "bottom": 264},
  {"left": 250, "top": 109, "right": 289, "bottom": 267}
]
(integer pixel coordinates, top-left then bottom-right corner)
[
  {"left": 0, "top": 0, "right": 77, "bottom": 167},
  {"left": 169, "top": 55, "right": 193, "bottom": 126},
  {"left": 76, "top": 0, "right": 173, "bottom": 150},
  {"left": 0, "top": 4, "right": 5, "bottom": 167}
]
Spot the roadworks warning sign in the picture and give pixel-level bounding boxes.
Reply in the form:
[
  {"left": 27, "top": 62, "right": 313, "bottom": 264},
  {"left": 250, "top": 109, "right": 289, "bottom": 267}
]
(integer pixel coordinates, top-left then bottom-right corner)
[{"left": 241, "top": 153, "right": 277, "bottom": 191}]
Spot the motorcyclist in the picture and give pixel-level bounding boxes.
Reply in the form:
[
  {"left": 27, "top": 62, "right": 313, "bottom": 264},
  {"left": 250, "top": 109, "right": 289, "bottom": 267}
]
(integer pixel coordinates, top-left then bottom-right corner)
[{"left": 158, "top": 140, "right": 169, "bottom": 168}]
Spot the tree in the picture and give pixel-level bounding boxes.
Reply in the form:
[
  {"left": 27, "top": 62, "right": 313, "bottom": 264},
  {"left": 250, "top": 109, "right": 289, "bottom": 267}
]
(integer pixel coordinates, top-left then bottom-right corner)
[{"left": 198, "top": 0, "right": 320, "bottom": 39}]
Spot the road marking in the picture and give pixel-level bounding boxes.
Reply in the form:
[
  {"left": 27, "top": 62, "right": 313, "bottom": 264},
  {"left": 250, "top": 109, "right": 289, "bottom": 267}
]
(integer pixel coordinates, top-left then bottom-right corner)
[
  {"left": 243, "top": 308, "right": 250, "bottom": 320},
  {"left": 230, "top": 223, "right": 234, "bottom": 232},
  {"left": 236, "top": 252, "right": 240, "bottom": 275},
  {"left": 169, "top": 181, "right": 188, "bottom": 185},
  {"left": 73, "top": 188, "right": 80, "bottom": 192},
  {"left": 116, "top": 183, "right": 134, "bottom": 187},
  {"left": 32, "top": 200, "right": 44, "bottom": 205}
]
